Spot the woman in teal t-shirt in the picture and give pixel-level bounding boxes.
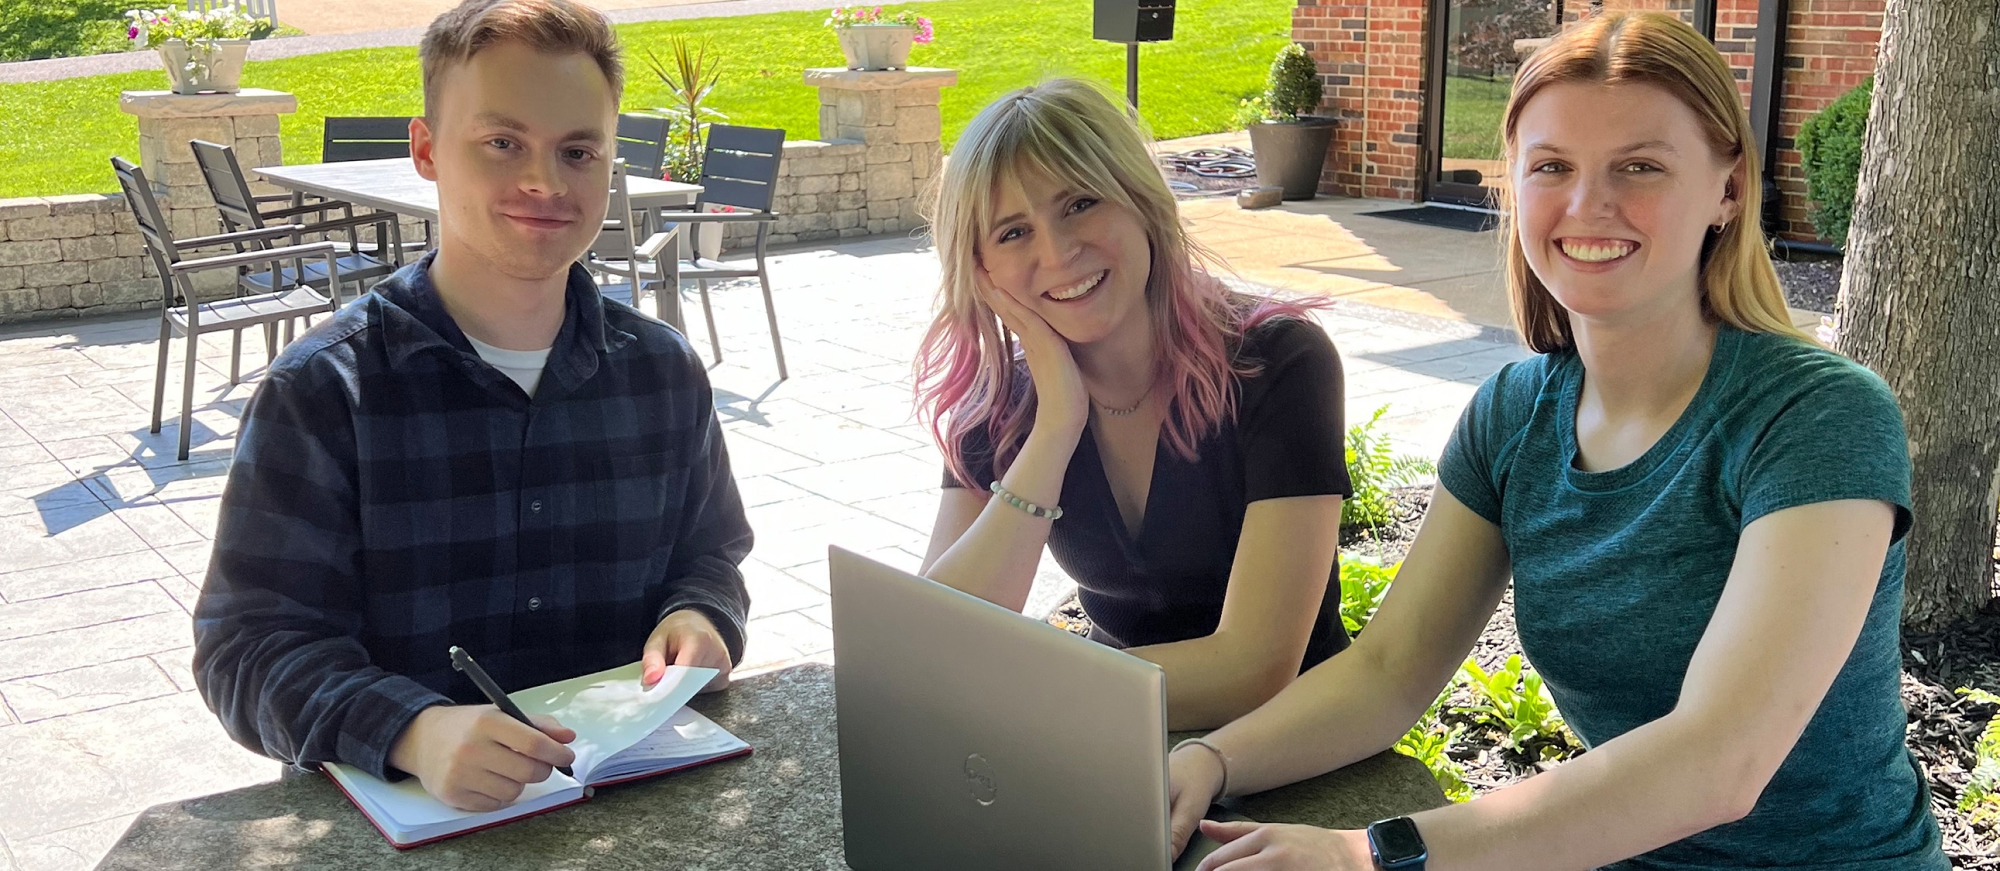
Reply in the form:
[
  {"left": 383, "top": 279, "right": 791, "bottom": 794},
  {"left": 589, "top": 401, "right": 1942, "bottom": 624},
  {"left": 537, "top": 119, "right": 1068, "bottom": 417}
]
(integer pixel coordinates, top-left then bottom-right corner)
[{"left": 1163, "top": 12, "right": 1947, "bottom": 871}]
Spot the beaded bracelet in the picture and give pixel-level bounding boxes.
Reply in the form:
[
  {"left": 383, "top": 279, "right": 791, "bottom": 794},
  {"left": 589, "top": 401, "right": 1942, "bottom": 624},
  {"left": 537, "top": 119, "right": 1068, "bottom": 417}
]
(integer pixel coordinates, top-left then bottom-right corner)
[{"left": 989, "top": 481, "right": 1063, "bottom": 521}]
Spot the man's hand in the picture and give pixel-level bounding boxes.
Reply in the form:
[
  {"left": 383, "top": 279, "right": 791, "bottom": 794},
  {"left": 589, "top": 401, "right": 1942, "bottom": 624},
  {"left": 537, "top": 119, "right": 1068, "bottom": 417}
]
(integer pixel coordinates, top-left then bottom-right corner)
[
  {"left": 643, "top": 608, "right": 733, "bottom": 692},
  {"left": 387, "top": 705, "right": 578, "bottom": 812},
  {"left": 1196, "top": 821, "right": 1373, "bottom": 871}
]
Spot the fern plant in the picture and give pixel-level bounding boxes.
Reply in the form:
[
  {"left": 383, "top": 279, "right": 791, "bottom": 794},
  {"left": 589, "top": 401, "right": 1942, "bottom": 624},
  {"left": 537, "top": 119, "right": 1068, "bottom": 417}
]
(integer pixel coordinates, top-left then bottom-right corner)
[
  {"left": 1957, "top": 687, "right": 2000, "bottom": 823},
  {"left": 1394, "top": 681, "right": 1472, "bottom": 802},
  {"left": 1344, "top": 405, "right": 1437, "bottom": 531}
]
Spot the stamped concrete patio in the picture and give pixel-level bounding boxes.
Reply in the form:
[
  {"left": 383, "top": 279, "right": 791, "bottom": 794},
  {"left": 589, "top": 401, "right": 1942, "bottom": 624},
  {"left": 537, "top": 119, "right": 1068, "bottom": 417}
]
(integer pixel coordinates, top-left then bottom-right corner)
[{"left": 0, "top": 210, "right": 1531, "bottom": 870}]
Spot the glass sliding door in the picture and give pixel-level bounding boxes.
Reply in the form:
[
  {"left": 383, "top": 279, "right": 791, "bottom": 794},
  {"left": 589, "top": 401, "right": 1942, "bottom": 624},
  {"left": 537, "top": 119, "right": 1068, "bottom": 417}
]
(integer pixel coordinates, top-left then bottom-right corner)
[{"left": 1422, "top": 0, "right": 1565, "bottom": 208}]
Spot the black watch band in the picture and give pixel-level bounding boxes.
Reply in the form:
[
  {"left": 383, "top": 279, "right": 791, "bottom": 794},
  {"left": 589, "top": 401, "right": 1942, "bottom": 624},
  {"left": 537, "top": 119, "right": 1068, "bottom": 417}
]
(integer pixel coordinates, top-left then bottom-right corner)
[{"left": 1365, "top": 816, "right": 1428, "bottom": 870}]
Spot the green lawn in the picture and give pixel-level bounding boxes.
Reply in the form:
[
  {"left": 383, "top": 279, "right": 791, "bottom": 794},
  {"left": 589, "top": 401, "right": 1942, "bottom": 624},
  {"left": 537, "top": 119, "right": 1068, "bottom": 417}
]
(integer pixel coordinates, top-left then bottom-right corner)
[
  {"left": 1442, "top": 74, "right": 1510, "bottom": 162},
  {"left": 0, "top": 0, "right": 158, "bottom": 62},
  {"left": 0, "top": 0, "right": 1293, "bottom": 199},
  {"left": 0, "top": 0, "right": 300, "bottom": 62}
]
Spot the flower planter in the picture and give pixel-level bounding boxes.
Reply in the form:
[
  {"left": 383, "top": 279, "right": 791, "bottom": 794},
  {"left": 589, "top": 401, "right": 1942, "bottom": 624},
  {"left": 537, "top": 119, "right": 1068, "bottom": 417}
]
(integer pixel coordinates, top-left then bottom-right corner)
[
  {"left": 837, "top": 25, "right": 916, "bottom": 71},
  {"left": 1247, "top": 117, "right": 1337, "bottom": 200},
  {"left": 158, "top": 39, "right": 251, "bottom": 94}
]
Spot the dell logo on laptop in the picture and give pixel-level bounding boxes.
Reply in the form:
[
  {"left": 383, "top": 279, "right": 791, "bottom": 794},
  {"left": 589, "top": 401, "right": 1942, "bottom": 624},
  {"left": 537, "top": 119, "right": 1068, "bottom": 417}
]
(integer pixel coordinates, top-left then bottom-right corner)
[{"left": 964, "top": 754, "right": 998, "bottom": 805}]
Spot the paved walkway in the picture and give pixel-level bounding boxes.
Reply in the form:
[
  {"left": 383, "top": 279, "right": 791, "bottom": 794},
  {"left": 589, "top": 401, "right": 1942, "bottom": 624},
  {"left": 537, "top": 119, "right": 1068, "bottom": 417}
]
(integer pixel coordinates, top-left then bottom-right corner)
[
  {"left": 0, "top": 0, "right": 944, "bottom": 83},
  {"left": 0, "top": 219, "right": 1530, "bottom": 870}
]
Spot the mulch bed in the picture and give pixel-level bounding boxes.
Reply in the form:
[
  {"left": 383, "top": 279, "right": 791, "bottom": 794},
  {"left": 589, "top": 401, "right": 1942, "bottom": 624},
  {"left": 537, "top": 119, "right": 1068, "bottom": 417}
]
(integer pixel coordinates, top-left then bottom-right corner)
[
  {"left": 1773, "top": 253, "right": 1844, "bottom": 315},
  {"left": 1046, "top": 485, "right": 2000, "bottom": 861}
]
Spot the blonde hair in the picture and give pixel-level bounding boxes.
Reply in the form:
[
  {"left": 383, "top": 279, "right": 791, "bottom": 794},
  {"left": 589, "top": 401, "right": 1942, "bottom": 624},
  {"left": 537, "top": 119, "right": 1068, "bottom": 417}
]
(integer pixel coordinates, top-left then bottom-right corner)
[
  {"left": 1500, "top": 11, "right": 1809, "bottom": 353},
  {"left": 419, "top": 0, "right": 624, "bottom": 124},
  {"left": 915, "top": 79, "right": 1315, "bottom": 485}
]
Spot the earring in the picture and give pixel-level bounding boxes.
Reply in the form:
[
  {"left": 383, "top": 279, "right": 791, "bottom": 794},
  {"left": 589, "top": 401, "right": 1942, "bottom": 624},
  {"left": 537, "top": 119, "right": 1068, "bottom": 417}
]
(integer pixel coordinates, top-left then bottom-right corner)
[{"left": 1711, "top": 221, "right": 1728, "bottom": 234}]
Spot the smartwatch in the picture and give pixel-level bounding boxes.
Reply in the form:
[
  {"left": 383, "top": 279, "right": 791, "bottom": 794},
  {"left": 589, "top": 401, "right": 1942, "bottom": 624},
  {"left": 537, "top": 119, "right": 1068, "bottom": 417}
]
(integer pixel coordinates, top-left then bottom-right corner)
[{"left": 1365, "top": 816, "right": 1428, "bottom": 870}]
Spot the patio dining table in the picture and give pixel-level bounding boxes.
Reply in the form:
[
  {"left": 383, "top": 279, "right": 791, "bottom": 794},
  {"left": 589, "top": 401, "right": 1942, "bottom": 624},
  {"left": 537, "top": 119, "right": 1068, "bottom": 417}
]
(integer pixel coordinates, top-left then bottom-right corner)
[
  {"left": 255, "top": 158, "right": 704, "bottom": 325},
  {"left": 254, "top": 158, "right": 703, "bottom": 225},
  {"left": 94, "top": 662, "right": 1449, "bottom": 870}
]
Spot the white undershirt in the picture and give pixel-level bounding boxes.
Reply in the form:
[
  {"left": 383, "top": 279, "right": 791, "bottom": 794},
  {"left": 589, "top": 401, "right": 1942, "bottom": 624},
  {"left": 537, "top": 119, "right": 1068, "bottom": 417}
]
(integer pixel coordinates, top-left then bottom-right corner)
[{"left": 463, "top": 334, "right": 552, "bottom": 398}]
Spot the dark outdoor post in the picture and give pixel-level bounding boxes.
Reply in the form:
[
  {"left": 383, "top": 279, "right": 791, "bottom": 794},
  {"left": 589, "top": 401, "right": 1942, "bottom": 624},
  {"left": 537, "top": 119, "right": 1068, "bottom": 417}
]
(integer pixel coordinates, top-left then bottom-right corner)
[{"left": 1092, "top": 0, "right": 1176, "bottom": 110}]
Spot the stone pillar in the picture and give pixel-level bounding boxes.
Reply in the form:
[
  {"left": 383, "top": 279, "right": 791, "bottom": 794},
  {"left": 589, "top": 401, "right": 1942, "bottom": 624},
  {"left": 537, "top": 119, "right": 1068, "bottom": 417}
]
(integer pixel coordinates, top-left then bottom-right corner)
[
  {"left": 803, "top": 68, "right": 956, "bottom": 237},
  {"left": 119, "top": 88, "right": 297, "bottom": 292}
]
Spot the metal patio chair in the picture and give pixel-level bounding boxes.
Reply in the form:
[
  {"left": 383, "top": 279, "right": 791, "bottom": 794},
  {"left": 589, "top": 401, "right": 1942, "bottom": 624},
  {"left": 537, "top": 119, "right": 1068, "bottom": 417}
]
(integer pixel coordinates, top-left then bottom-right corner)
[
  {"left": 584, "top": 159, "right": 682, "bottom": 320},
  {"left": 656, "top": 124, "right": 788, "bottom": 379},
  {"left": 113, "top": 156, "right": 340, "bottom": 460}
]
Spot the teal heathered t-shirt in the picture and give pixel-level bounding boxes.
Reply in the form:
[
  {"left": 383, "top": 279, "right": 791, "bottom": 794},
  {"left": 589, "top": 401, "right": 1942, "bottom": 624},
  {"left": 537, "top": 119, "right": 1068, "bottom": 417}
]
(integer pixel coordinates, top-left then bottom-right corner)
[{"left": 1437, "top": 325, "right": 1948, "bottom": 870}]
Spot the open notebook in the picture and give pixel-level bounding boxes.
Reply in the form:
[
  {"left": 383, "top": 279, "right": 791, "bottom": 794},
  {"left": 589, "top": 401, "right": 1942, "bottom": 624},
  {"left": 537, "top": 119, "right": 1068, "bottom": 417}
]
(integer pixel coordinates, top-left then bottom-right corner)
[{"left": 323, "top": 662, "right": 752, "bottom": 848}]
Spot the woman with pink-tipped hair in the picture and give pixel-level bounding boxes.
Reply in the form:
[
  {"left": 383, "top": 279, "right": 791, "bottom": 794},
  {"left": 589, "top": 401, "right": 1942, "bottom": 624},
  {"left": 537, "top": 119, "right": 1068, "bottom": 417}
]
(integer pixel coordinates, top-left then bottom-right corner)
[{"left": 913, "top": 78, "right": 1352, "bottom": 731}]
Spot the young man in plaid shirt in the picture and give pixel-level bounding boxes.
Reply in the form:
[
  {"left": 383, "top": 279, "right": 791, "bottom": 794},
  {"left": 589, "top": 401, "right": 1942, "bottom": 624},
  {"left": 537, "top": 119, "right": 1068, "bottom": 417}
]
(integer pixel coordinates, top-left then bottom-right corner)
[{"left": 193, "top": 0, "right": 751, "bottom": 812}]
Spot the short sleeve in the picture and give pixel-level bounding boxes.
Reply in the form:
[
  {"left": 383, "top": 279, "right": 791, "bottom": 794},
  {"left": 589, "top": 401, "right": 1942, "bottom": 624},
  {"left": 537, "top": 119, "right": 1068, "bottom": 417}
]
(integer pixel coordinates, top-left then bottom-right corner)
[
  {"left": 1736, "top": 357, "right": 1912, "bottom": 542},
  {"left": 1437, "top": 357, "right": 1551, "bottom": 526},
  {"left": 941, "top": 422, "right": 999, "bottom": 490},
  {"left": 1238, "top": 318, "right": 1353, "bottom": 502}
]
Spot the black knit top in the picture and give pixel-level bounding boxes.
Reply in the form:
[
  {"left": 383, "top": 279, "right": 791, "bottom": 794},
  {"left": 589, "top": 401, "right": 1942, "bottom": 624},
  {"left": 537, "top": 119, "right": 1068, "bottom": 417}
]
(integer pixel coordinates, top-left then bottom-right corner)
[{"left": 946, "top": 317, "right": 1354, "bottom": 670}]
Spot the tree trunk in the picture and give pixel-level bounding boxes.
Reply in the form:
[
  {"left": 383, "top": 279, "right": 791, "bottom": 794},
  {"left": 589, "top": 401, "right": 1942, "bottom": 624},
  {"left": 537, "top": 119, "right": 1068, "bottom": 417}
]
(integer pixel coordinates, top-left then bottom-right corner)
[{"left": 1833, "top": 0, "right": 2000, "bottom": 631}]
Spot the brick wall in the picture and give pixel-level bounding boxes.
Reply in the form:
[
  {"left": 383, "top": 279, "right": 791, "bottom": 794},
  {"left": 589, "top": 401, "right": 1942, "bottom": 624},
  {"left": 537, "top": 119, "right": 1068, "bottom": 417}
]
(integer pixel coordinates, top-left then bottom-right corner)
[
  {"left": 1293, "top": 0, "right": 1886, "bottom": 242},
  {"left": 1297, "top": 0, "right": 1430, "bottom": 200},
  {"left": 1765, "top": 0, "right": 1884, "bottom": 240}
]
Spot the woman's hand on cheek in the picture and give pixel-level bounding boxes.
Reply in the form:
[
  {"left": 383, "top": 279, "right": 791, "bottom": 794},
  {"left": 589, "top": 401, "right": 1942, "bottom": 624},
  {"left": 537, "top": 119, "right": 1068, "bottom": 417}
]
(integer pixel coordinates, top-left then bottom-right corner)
[{"left": 975, "top": 262, "right": 1090, "bottom": 435}]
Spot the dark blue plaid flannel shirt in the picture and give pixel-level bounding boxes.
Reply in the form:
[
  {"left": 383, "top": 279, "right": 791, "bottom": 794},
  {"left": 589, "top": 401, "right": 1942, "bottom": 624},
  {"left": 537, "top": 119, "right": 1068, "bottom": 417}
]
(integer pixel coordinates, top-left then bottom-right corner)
[{"left": 194, "top": 251, "right": 752, "bottom": 781}]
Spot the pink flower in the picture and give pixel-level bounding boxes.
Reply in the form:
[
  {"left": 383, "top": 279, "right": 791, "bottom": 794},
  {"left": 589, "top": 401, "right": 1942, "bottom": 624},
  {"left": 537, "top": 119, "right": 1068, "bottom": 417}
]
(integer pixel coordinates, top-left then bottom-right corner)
[{"left": 127, "top": 25, "right": 139, "bottom": 39}]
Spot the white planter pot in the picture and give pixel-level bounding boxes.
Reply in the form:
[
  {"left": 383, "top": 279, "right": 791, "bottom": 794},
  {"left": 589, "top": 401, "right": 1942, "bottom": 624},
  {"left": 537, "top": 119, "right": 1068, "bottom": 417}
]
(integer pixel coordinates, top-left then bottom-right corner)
[
  {"left": 836, "top": 25, "right": 916, "bottom": 71},
  {"left": 695, "top": 217, "right": 725, "bottom": 260},
  {"left": 159, "top": 39, "right": 251, "bottom": 94}
]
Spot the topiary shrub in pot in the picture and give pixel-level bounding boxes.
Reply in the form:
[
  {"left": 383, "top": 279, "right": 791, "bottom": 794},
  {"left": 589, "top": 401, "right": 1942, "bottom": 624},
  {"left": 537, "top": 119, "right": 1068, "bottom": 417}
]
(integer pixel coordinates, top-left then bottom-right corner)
[
  {"left": 1243, "top": 43, "right": 1335, "bottom": 200},
  {"left": 1796, "top": 77, "right": 1871, "bottom": 249}
]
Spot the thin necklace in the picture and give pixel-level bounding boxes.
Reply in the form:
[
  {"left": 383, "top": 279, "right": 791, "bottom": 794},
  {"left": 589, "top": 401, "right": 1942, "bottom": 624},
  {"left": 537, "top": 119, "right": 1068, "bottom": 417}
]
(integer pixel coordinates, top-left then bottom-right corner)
[{"left": 1094, "top": 390, "right": 1147, "bottom": 417}]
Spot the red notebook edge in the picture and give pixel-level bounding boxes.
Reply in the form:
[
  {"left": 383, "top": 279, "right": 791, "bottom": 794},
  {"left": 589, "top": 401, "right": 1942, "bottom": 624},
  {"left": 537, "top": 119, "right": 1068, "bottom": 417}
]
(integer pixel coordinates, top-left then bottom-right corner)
[{"left": 320, "top": 745, "right": 755, "bottom": 850}]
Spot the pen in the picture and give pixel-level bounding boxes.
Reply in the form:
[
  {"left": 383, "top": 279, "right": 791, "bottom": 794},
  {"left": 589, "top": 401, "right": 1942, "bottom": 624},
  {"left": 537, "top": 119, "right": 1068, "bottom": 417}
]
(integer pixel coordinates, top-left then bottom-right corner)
[{"left": 449, "top": 646, "right": 576, "bottom": 779}]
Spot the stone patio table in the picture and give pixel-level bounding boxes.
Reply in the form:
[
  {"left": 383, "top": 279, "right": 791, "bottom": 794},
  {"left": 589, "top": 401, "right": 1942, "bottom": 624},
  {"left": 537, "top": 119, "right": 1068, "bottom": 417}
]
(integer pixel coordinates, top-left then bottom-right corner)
[{"left": 95, "top": 662, "right": 1447, "bottom": 870}]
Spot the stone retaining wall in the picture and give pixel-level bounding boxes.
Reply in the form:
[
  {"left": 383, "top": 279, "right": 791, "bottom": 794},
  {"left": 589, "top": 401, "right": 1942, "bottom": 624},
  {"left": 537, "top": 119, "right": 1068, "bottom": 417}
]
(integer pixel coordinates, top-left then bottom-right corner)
[
  {"left": 0, "top": 194, "right": 158, "bottom": 324},
  {"left": 1, "top": 69, "right": 954, "bottom": 325}
]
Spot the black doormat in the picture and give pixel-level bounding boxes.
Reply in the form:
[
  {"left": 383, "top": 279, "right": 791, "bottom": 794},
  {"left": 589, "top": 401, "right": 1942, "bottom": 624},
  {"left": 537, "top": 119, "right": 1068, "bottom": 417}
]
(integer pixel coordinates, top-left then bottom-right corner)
[{"left": 1359, "top": 206, "right": 1499, "bottom": 232}]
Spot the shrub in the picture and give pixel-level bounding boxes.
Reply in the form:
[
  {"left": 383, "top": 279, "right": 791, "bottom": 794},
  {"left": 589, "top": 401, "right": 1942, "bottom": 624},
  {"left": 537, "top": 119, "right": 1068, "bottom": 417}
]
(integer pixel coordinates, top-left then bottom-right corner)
[
  {"left": 1795, "top": 78, "right": 1871, "bottom": 248},
  {"left": 1344, "top": 405, "right": 1436, "bottom": 531},
  {"left": 1263, "top": 43, "right": 1322, "bottom": 121}
]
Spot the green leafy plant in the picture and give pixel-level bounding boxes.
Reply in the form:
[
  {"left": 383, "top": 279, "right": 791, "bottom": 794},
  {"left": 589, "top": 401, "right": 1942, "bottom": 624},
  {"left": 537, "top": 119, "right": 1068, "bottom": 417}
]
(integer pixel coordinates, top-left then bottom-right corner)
[
  {"left": 1344, "top": 405, "right": 1437, "bottom": 531},
  {"left": 1394, "top": 681, "right": 1472, "bottom": 802},
  {"left": 1262, "top": 43, "right": 1322, "bottom": 121},
  {"left": 824, "top": 5, "right": 935, "bottom": 42},
  {"left": 124, "top": 6, "right": 258, "bottom": 48},
  {"left": 644, "top": 36, "right": 729, "bottom": 184},
  {"left": 1338, "top": 554, "right": 1398, "bottom": 635},
  {"left": 1232, "top": 95, "right": 1269, "bottom": 131},
  {"left": 1957, "top": 687, "right": 2000, "bottom": 823},
  {"left": 1460, "top": 654, "right": 1574, "bottom": 756},
  {"left": 1795, "top": 78, "right": 1871, "bottom": 249}
]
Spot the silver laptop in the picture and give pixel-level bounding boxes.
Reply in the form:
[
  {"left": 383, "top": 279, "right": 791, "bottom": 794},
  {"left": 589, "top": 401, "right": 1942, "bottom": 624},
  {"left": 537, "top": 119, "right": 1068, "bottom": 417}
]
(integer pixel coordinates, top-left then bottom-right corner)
[{"left": 831, "top": 547, "right": 1232, "bottom": 871}]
